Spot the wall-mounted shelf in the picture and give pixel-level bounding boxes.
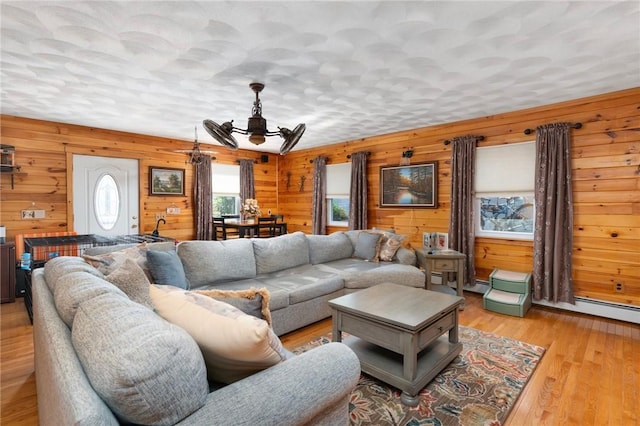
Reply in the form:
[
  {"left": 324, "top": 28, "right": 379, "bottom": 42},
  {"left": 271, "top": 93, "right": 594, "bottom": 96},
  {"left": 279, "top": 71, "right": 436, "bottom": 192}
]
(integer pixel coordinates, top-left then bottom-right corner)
[
  {"left": 1, "top": 166, "right": 27, "bottom": 189},
  {"left": 1, "top": 144, "right": 26, "bottom": 189}
]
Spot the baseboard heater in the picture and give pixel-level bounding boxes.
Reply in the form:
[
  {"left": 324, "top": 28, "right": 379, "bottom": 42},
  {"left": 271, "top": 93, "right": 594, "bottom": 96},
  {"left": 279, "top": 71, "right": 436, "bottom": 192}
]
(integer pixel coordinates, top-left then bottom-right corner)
[
  {"left": 430, "top": 273, "right": 639, "bottom": 324},
  {"left": 472, "top": 279, "right": 639, "bottom": 324}
]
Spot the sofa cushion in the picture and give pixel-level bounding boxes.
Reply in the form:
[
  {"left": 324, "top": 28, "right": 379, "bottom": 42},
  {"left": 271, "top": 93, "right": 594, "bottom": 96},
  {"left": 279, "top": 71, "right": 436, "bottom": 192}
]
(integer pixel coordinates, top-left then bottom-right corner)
[
  {"left": 104, "top": 258, "right": 154, "bottom": 309},
  {"left": 147, "top": 249, "right": 189, "bottom": 289},
  {"left": 43, "top": 256, "right": 105, "bottom": 293},
  {"left": 177, "top": 239, "right": 256, "bottom": 288},
  {"left": 352, "top": 231, "right": 383, "bottom": 261},
  {"left": 252, "top": 232, "right": 310, "bottom": 275},
  {"left": 307, "top": 232, "right": 353, "bottom": 264},
  {"left": 72, "top": 292, "right": 208, "bottom": 425},
  {"left": 256, "top": 264, "right": 345, "bottom": 305},
  {"left": 194, "top": 287, "right": 272, "bottom": 326},
  {"left": 54, "top": 271, "right": 127, "bottom": 327},
  {"left": 149, "top": 285, "right": 288, "bottom": 384}
]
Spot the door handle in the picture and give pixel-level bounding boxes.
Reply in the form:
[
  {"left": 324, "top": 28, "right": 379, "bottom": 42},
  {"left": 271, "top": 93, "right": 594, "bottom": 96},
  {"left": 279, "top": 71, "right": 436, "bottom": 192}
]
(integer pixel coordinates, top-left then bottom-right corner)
[{"left": 131, "top": 224, "right": 138, "bottom": 229}]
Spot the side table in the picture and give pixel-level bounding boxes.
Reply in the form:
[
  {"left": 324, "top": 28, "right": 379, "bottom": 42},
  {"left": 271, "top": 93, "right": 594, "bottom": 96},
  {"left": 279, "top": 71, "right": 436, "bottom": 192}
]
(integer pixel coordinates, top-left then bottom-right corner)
[{"left": 418, "top": 249, "right": 466, "bottom": 309}]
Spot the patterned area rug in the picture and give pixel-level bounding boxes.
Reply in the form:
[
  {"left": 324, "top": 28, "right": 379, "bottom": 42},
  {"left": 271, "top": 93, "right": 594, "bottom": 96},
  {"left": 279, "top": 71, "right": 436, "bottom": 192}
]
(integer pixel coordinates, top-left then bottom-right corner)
[{"left": 292, "top": 326, "right": 545, "bottom": 425}]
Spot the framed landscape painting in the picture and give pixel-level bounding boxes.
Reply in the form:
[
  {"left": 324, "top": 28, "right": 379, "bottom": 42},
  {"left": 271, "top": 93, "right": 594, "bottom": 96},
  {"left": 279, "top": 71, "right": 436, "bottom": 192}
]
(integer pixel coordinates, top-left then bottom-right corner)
[
  {"left": 380, "top": 162, "right": 438, "bottom": 208},
  {"left": 149, "top": 167, "right": 185, "bottom": 196}
]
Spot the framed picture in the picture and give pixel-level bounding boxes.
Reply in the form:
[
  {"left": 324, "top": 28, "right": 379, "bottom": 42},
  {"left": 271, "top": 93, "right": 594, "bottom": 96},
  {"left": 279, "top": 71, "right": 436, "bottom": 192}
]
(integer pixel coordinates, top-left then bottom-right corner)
[
  {"left": 379, "top": 162, "right": 438, "bottom": 208},
  {"left": 423, "top": 231, "right": 449, "bottom": 251},
  {"left": 435, "top": 232, "right": 449, "bottom": 250},
  {"left": 149, "top": 167, "right": 185, "bottom": 196}
]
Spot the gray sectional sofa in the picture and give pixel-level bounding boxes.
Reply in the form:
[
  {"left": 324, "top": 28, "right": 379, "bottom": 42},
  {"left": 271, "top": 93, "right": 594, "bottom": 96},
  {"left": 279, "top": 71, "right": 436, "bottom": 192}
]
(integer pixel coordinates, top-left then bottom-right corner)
[
  {"left": 32, "top": 229, "right": 424, "bottom": 425},
  {"left": 177, "top": 230, "right": 425, "bottom": 335}
]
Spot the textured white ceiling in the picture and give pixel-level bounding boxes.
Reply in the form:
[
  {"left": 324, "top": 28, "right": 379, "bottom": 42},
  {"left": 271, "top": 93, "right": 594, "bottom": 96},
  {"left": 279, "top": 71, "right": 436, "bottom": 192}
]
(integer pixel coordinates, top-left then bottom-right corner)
[{"left": 1, "top": 1, "right": 639, "bottom": 153}]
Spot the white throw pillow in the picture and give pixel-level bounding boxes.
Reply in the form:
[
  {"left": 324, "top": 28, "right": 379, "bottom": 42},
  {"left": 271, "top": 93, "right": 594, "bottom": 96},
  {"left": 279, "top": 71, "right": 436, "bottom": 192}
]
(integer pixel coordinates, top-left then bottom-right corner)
[{"left": 149, "top": 285, "right": 288, "bottom": 384}]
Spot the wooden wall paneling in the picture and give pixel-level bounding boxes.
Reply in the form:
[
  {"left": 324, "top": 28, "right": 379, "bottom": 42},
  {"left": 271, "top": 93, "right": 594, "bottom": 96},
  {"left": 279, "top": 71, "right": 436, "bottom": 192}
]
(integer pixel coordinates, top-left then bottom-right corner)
[
  {"left": 1, "top": 88, "right": 638, "bottom": 307},
  {"left": 278, "top": 87, "right": 640, "bottom": 307},
  {"left": 0, "top": 115, "right": 281, "bottom": 242}
]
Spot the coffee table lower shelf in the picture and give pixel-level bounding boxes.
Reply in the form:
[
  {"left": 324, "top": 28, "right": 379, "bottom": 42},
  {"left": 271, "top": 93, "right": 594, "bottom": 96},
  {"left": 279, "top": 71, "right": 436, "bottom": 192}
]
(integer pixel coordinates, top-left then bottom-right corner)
[{"left": 342, "top": 334, "right": 463, "bottom": 406}]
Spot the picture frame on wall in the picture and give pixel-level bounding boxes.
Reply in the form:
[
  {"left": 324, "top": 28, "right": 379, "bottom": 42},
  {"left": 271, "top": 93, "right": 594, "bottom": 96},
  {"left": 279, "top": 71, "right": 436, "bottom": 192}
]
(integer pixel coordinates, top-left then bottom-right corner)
[
  {"left": 379, "top": 162, "right": 438, "bottom": 208},
  {"left": 149, "top": 167, "right": 185, "bottom": 196}
]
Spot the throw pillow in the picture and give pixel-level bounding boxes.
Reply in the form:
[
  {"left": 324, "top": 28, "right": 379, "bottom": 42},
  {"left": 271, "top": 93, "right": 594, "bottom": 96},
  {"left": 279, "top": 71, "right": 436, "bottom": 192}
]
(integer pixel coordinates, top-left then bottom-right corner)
[
  {"left": 146, "top": 249, "right": 189, "bottom": 289},
  {"left": 379, "top": 234, "right": 407, "bottom": 262},
  {"left": 149, "top": 285, "right": 288, "bottom": 384},
  {"left": 194, "top": 287, "right": 272, "bottom": 326},
  {"left": 72, "top": 292, "right": 208, "bottom": 425},
  {"left": 82, "top": 243, "right": 149, "bottom": 277},
  {"left": 352, "top": 231, "right": 383, "bottom": 262},
  {"left": 105, "top": 258, "right": 154, "bottom": 309}
]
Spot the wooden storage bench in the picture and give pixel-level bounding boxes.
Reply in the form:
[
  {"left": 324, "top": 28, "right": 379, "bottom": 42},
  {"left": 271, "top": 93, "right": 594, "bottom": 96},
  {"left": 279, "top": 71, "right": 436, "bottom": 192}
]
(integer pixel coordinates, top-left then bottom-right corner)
[{"left": 483, "top": 269, "right": 532, "bottom": 317}]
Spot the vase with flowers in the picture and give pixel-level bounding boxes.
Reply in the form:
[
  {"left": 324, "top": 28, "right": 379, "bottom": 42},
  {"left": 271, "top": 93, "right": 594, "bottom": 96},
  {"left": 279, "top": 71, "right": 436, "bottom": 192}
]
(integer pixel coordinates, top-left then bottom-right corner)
[{"left": 241, "top": 198, "right": 262, "bottom": 222}]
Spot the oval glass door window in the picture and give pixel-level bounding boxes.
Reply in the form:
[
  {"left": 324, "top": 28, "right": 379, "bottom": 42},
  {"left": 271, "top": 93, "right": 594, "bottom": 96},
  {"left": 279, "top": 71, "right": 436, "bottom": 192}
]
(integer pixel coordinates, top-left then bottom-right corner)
[{"left": 94, "top": 174, "right": 120, "bottom": 230}]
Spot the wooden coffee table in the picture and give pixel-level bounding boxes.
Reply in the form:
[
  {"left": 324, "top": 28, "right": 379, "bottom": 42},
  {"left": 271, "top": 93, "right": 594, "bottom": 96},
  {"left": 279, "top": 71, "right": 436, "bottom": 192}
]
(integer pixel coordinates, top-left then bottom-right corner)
[{"left": 329, "top": 283, "right": 464, "bottom": 406}]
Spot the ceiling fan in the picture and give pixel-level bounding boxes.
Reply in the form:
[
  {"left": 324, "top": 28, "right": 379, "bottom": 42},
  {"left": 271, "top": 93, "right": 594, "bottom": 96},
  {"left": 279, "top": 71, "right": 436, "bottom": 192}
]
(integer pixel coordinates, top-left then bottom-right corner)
[
  {"left": 202, "top": 82, "right": 306, "bottom": 155},
  {"left": 171, "top": 126, "right": 217, "bottom": 164}
]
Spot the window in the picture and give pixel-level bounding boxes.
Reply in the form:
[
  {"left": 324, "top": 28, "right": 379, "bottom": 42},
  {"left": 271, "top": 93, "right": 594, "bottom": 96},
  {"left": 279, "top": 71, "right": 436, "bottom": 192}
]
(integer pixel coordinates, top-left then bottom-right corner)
[
  {"left": 327, "top": 163, "right": 351, "bottom": 226},
  {"left": 211, "top": 164, "right": 240, "bottom": 216},
  {"left": 94, "top": 174, "right": 119, "bottom": 230},
  {"left": 475, "top": 142, "right": 535, "bottom": 240}
]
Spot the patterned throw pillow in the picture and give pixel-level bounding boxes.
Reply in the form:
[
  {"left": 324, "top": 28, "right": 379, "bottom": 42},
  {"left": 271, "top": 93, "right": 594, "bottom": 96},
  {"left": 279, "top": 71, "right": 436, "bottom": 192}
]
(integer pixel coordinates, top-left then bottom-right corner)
[
  {"left": 378, "top": 234, "right": 407, "bottom": 262},
  {"left": 194, "top": 287, "right": 272, "bottom": 326},
  {"left": 149, "top": 285, "right": 288, "bottom": 384},
  {"left": 83, "top": 243, "right": 149, "bottom": 277},
  {"left": 105, "top": 258, "right": 154, "bottom": 309}
]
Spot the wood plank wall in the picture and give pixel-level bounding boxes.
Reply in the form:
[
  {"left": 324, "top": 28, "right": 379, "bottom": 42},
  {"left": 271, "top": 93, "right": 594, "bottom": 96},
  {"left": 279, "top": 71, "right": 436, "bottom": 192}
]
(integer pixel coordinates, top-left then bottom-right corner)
[
  {"left": 0, "top": 118, "right": 280, "bottom": 243},
  {"left": 279, "top": 87, "right": 640, "bottom": 306},
  {"left": 0, "top": 87, "right": 638, "bottom": 306}
]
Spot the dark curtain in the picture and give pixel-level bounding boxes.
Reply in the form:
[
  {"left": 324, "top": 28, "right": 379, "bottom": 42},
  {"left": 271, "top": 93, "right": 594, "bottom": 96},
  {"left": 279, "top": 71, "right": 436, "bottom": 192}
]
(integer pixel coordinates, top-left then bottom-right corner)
[
  {"left": 311, "top": 156, "right": 327, "bottom": 235},
  {"left": 449, "top": 135, "right": 476, "bottom": 286},
  {"left": 239, "top": 159, "right": 255, "bottom": 203},
  {"left": 193, "top": 155, "right": 213, "bottom": 240},
  {"left": 534, "top": 123, "right": 575, "bottom": 304},
  {"left": 348, "top": 151, "right": 368, "bottom": 230}
]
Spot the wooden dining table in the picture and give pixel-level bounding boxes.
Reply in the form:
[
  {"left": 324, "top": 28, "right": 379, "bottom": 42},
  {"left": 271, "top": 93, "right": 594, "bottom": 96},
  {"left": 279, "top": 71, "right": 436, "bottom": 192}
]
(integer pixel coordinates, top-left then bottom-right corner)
[{"left": 221, "top": 219, "right": 260, "bottom": 238}]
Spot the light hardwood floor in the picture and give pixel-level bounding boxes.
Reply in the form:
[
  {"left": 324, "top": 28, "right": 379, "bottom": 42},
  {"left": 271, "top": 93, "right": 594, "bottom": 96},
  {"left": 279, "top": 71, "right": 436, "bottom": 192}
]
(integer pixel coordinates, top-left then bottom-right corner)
[{"left": 2, "top": 293, "right": 638, "bottom": 425}]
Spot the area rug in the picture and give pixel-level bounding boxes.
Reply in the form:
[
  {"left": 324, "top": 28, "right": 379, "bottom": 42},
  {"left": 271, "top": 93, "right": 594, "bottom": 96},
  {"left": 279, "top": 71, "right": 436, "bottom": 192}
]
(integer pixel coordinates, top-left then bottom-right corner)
[{"left": 292, "top": 326, "right": 545, "bottom": 426}]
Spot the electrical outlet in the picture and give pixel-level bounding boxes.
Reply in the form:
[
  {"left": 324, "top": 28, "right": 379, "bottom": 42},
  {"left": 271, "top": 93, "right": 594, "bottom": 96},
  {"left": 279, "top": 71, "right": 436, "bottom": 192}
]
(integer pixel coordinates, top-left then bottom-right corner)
[
  {"left": 155, "top": 213, "right": 166, "bottom": 221},
  {"left": 615, "top": 282, "right": 624, "bottom": 292}
]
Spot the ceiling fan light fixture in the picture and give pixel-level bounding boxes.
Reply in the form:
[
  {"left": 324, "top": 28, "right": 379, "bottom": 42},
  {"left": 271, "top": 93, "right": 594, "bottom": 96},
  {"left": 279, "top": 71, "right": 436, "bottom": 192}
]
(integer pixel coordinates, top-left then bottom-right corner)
[
  {"left": 249, "top": 134, "right": 266, "bottom": 145},
  {"left": 203, "top": 82, "right": 304, "bottom": 153}
]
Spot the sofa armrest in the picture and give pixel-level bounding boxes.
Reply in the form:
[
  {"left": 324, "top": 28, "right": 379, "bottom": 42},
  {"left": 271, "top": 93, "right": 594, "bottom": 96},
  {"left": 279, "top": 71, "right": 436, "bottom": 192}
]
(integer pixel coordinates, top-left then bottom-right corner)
[
  {"left": 415, "top": 248, "right": 427, "bottom": 270},
  {"left": 177, "top": 342, "right": 360, "bottom": 426}
]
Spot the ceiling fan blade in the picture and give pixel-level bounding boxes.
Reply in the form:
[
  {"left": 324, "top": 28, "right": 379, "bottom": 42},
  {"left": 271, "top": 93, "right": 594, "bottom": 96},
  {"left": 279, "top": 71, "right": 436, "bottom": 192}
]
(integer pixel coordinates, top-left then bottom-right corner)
[
  {"left": 279, "top": 123, "right": 306, "bottom": 155},
  {"left": 202, "top": 119, "right": 238, "bottom": 149}
]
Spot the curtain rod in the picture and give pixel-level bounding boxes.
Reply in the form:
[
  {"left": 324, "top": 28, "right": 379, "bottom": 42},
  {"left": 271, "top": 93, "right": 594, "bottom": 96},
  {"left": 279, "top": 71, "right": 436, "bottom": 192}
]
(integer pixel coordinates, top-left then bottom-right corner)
[
  {"left": 523, "top": 122, "right": 582, "bottom": 135},
  {"left": 346, "top": 151, "right": 371, "bottom": 159},
  {"left": 443, "top": 135, "right": 485, "bottom": 146}
]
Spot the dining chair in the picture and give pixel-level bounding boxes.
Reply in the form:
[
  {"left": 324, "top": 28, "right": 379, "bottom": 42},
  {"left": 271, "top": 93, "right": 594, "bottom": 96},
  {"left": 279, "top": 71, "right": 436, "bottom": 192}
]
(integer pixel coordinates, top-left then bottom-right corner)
[
  {"left": 257, "top": 216, "right": 277, "bottom": 238},
  {"left": 272, "top": 214, "right": 286, "bottom": 236},
  {"left": 212, "top": 217, "right": 240, "bottom": 240}
]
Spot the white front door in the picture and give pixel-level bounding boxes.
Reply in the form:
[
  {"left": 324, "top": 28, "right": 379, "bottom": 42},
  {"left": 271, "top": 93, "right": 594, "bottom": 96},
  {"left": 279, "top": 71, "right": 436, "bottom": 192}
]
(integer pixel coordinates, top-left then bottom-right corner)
[{"left": 73, "top": 155, "right": 139, "bottom": 236}]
